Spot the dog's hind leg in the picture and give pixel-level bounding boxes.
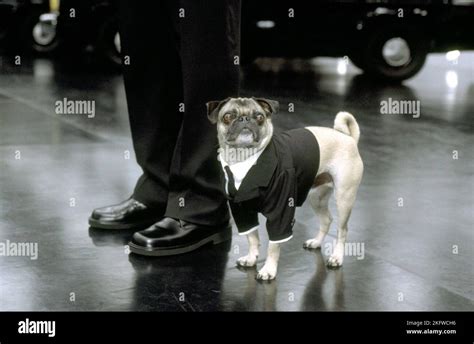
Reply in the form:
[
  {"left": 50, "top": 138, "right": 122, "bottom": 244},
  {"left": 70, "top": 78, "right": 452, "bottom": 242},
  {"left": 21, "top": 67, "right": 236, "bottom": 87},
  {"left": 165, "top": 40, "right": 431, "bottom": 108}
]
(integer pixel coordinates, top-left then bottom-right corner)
[
  {"left": 327, "top": 164, "right": 362, "bottom": 267},
  {"left": 304, "top": 184, "right": 333, "bottom": 250}
]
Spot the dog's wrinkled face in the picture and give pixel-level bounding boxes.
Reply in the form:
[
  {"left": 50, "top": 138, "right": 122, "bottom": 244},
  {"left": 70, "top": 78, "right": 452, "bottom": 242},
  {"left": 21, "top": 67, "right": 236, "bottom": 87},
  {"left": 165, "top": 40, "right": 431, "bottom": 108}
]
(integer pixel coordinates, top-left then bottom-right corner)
[{"left": 207, "top": 97, "right": 278, "bottom": 149}]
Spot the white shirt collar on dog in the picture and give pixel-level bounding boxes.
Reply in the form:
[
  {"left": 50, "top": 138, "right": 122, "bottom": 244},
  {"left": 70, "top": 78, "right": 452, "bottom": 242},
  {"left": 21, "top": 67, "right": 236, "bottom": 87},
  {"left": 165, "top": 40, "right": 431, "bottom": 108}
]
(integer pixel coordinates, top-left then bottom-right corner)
[{"left": 219, "top": 149, "right": 264, "bottom": 192}]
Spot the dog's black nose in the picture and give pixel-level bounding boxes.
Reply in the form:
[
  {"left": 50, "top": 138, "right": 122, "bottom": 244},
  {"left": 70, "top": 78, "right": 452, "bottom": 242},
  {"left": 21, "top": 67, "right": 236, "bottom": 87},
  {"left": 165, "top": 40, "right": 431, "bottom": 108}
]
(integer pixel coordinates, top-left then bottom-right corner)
[{"left": 238, "top": 115, "right": 250, "bottom": 122}]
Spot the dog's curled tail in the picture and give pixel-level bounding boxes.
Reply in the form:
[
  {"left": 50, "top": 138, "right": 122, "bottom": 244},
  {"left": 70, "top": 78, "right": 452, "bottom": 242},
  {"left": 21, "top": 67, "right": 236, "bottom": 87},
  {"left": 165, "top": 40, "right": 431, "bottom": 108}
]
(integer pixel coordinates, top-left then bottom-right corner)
[{"left": 334, "top": 111, "right": 360, "bottom": 144}]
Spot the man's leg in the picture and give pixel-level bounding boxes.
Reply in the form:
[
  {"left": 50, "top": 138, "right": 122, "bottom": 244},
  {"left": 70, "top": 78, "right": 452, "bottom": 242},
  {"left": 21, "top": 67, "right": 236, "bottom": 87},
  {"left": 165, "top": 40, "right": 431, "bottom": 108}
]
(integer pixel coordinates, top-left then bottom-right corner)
[
  {"left": 165, "top": 0, "right": 241, "bottom": 225},
  {"left": 89, "top": 0, "right": 183, "bottom": 229},
  {"left": 129, "top": 0, "right": 241, "bottom": 255},
  {"left": 120, "top": 0, "right": 183, "bottom": 209}
]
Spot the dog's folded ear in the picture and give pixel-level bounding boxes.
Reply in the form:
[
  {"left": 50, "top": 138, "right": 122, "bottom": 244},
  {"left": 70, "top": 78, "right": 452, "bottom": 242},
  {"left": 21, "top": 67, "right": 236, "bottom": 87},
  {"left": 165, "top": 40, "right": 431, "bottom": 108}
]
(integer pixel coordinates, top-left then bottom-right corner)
[
  {"left": 206, "top": 97, "right": 231, "bottom": 124},
  {"left": 252, "top": 97, "right": 279, "bottom": 116}
]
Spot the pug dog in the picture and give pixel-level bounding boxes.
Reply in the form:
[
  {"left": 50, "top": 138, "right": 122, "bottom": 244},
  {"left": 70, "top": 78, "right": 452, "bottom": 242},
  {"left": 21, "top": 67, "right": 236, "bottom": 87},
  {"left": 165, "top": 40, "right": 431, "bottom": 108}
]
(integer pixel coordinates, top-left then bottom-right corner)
[{"left": 206, "top": 97, "right": 364, "bottom": 281}]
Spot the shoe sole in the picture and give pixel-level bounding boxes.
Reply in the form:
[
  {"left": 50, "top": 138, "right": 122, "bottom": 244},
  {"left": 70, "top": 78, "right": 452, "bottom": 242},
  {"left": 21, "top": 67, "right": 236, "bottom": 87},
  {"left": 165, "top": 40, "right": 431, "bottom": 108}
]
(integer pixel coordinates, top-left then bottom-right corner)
[
  {"left": 128, "top": 229, "right": 232, "bottom": 256},
  {"left": 88, "top": 217, "right": 161, "bottom": 230}
]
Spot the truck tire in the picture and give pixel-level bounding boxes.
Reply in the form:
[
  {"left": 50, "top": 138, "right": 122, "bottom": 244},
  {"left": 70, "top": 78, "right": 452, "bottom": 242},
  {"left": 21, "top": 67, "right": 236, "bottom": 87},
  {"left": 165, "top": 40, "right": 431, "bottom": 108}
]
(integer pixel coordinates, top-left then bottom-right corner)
[
  {"left": 357, "top": 24, "right": 430, "bottom": 81},
  {"left": 24, "top": 12, "right": 59, "bottom": 53}
]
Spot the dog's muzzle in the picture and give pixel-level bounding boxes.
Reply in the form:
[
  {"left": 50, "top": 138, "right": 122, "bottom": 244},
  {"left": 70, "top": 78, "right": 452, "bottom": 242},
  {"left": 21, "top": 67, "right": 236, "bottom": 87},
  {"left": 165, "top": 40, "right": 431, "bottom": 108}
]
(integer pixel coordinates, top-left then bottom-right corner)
[{"left": 226, "top": 122, "right": 260, "bottom": 144}]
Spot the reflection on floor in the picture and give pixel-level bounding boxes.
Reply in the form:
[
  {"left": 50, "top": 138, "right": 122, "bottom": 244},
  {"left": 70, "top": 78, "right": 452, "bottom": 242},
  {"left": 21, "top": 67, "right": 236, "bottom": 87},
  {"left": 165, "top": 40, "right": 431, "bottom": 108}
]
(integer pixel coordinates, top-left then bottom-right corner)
[{"left": 0, "top": 53, "right": 473, "bottom": 311}]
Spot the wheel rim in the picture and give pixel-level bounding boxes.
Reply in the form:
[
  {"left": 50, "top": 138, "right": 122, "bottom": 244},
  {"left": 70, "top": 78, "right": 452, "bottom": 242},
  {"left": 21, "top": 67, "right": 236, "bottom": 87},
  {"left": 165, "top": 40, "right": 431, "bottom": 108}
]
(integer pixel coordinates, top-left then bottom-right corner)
[
  {"left": 382, "top": 37, "right": 411, "bottom": 67},
  {"left": 32, "top": 22, "right": 56, "bottom": 46},
  {"left": 114, "top": 32, "right": 121, "bottom": 53}
]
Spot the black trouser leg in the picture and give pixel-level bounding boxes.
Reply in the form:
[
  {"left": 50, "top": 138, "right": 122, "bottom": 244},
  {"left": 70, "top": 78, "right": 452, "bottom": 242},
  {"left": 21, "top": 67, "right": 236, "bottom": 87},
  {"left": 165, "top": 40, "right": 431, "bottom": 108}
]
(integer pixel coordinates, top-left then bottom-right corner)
[
  {"left": 118, "top": 0, "right": 183, "bottom": 210},
  {"left": 164, "top": 0, "right": 241, "bottom": 225}
]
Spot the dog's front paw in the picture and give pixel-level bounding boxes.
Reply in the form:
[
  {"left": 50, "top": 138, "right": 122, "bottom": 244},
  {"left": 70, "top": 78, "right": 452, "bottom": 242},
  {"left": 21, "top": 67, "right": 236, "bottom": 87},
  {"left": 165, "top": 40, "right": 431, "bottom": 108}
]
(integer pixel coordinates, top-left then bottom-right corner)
[
  {"left": 236, "top": 254, "right": 257, "bottom": 268},
  {"left": 256, "top": 264, "right": 277, "bottom": 281},
  {"left": 327, "top": 252, "right": 344, "bottom": 268},
  {"left": 303, "top": 238, "right": 323, "bottom": 249}
]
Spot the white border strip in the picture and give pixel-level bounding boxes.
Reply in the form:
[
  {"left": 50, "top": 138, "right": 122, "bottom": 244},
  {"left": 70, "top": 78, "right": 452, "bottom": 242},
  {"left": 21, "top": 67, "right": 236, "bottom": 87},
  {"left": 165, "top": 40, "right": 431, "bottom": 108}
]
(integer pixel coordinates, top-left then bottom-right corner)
[
  {"left": 238, "top": 226, "right": 259, "bottom": 235},
  {"left": 269, "top": 235, "right": 293, "bottom": 244}
]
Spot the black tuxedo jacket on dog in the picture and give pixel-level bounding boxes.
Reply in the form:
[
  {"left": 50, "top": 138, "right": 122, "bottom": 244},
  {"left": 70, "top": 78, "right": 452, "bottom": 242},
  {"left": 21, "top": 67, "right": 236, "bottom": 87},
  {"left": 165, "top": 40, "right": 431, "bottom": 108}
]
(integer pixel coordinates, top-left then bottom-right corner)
[{"left": 224, "top": 128, "right": 320, "bottom": 242}]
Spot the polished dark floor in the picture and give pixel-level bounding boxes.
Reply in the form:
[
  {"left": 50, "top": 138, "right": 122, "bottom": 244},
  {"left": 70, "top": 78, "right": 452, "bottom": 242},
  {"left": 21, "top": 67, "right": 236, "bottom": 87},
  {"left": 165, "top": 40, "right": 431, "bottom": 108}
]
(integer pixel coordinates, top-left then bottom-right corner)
[{"left": 0, "top": 53, "right": 473, "bottom": 311}]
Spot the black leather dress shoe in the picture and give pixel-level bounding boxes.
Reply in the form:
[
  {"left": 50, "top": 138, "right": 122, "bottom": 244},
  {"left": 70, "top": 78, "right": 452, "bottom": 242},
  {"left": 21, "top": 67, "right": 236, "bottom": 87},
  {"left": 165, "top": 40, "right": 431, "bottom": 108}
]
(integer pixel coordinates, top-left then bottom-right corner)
[
  {"left": 129, "top": 217, "right": 232, "bottom": 256},
  {"left": 89, "top": 197, "right": 164, "bottom": 230}
]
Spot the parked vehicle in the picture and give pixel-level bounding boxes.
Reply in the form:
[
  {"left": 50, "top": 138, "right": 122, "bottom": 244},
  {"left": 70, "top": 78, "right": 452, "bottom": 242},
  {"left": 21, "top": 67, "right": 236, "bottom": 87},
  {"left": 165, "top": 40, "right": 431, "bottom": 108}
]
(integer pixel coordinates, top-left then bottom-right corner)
[
  {"left": 0, "top": 0, "right": 58, "bottom": 53},
  {"left": 242, "top": 0, "right": 474, "bottom": 81},
  {"left": 3, "top": 0, "right": 474, "bottom": 81}
]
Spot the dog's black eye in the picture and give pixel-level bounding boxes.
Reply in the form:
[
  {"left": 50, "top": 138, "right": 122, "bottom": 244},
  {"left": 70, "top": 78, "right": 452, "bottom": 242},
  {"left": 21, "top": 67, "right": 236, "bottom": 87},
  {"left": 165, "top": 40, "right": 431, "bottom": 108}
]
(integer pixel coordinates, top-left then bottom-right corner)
[
  {"left": 256, "top": 114, "right": 265, "bottom": 124},
  {"left": 222, "top": 113, "right": 234, "bottom": 124}
]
